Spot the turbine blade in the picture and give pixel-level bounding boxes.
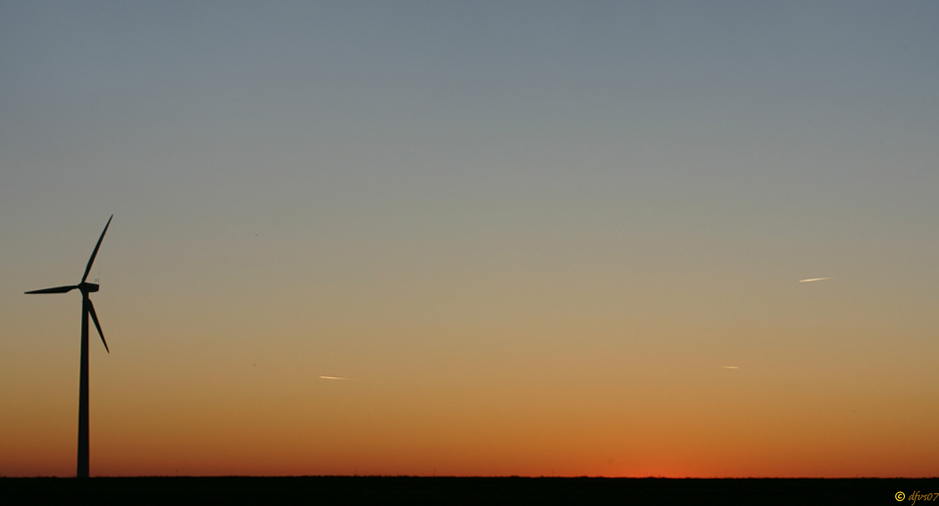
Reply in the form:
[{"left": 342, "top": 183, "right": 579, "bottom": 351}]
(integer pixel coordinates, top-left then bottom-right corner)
[
  {"left": 87, "top": 300, "right": 109, "bottom": 354},
  {"left": 81, "top": 215, "right": 113, "bottom": 283},
  {"left": 25, "top": 285, "right": 78, "bottom": 294}
]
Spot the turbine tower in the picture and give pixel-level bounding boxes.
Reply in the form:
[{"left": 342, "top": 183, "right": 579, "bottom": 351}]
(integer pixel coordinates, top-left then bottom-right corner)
[{"left": 25, "top": 215, "right": 113, "bottom": 478}]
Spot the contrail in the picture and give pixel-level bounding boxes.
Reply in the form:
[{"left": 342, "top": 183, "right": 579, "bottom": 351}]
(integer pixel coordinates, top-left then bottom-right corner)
[
  {"left": 319, "top": 376, "right": 351, "bottom": 380},
  {"left": 722, "top": 366, "right": 739, "bottom": 369},
  {"left": 799, "top": 277, "right": 833, "bottom": 283}
]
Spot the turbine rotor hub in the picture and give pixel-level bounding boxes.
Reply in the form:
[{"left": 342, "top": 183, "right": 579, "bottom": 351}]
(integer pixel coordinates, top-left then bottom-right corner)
[{"left": 79, "top": 282, "right": 99, "bottom": 293}]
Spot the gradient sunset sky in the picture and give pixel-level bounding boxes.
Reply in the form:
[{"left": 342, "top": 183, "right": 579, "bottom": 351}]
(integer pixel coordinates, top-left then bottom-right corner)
[{"left": 2, "top": 1, "right": 938, "bottom": 478}]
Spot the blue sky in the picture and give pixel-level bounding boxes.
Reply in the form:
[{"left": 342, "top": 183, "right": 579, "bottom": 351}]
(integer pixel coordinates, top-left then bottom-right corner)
[{"left": 2, "top": 1, "right": 938, "bottom": 477}]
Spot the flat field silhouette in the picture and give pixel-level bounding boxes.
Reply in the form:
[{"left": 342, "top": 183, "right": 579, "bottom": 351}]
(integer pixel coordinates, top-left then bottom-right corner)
[{"left": 2, "top": 476, "right": 937, "bottom": 505}]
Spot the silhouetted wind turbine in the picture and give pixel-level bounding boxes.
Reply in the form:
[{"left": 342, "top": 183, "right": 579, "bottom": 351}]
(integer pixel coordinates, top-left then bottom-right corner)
[{"left": 25, "top": 215, "right": 113, "bottom": 478}]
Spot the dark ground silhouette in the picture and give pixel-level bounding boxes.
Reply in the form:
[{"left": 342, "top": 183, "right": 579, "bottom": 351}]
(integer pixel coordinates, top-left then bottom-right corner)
[{"left": 2, "top": 476, "right": 936, "bottom": 505}]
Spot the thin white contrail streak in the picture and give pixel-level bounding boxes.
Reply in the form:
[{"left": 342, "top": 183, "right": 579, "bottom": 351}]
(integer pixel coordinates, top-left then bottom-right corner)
[
  {"left": 319, "top": 376, "right": 351, "bottom": 380},
  {"left": 722, "top": 366, "right": 739, "bottom": 369},
  {"left": 799, "top": 277, "right": 833, "bottom": 283}
]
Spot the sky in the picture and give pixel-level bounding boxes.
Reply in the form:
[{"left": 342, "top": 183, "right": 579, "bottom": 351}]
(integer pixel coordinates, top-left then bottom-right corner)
[{"left": 1, "top": 1, "right": 938, "bottom": 478}]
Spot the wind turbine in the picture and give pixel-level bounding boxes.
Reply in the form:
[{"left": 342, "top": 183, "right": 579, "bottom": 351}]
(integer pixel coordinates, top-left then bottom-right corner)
[{"left": 25, "top": 215, "right": 113, "bottom": 478}]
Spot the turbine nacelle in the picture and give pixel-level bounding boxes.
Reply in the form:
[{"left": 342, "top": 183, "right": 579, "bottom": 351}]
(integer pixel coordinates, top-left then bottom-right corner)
[{"left": 79, "top": 282, "right": 99, "bottom": 293}]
